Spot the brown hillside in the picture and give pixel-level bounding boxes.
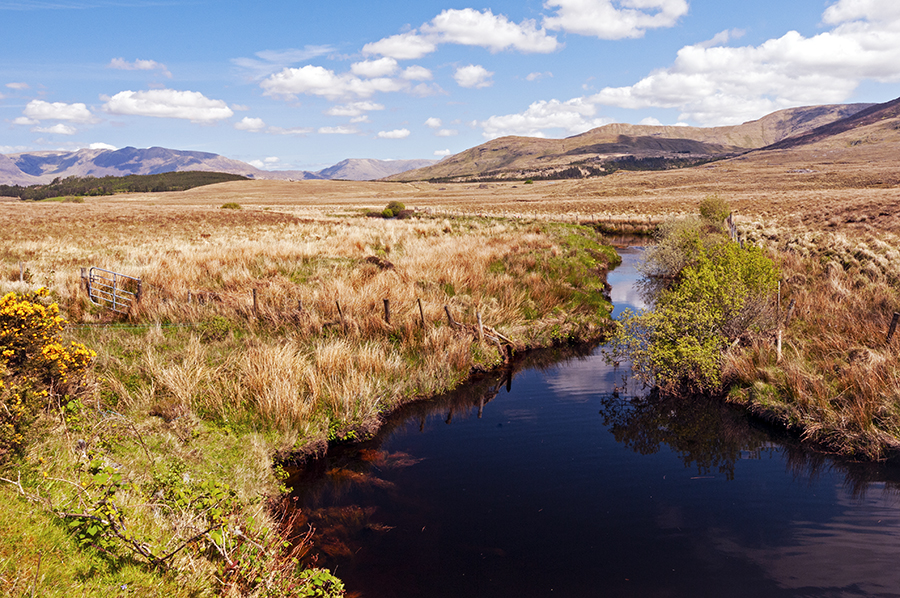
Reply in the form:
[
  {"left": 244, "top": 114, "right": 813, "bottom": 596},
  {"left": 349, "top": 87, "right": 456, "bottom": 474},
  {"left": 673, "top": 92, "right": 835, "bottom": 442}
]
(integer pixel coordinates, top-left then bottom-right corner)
[{"left": 388, "top": 103, "right": 872, "bottom": 182}]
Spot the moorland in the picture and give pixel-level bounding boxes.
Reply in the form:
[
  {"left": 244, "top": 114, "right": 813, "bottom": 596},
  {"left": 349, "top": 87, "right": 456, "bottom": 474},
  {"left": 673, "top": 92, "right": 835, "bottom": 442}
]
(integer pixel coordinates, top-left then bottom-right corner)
[{"left": 3, "top": 96, "right": 900, "bottom": 596}]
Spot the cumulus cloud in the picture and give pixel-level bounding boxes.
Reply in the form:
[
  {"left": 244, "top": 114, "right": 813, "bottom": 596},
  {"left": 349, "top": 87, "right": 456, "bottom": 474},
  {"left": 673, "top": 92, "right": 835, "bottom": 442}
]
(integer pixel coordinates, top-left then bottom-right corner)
[
  {"left": 543, "top": 0, "right": 689, "bottom": 39},
  {"left": 363, "top": 32, "right": 438, "bottom": 60},
  {"left": 479, "top": 97, "right": 613, "bottom": 138},
  {"left": 13, "top": 116, "right": 38, "bottom": 126},
  {"left": 589, "top": 1, "right": 900, "bottom": 125},
  {"left": 423, "top": 8, "right": 560, "bottom": 53},
  {"left": 351, "top": 57, "right": 399, "bottom": 78},
  {"left": 454, "top": 65, "right": 494, "bottom": 88},
  {"left": 402, "top": 65, "right": 433, "bottom": 80},
  {"left": 6, "top": 82, "right": 29, "bottom": 90},
  {"left": 103, "top": 89, "right": 234, "bottom": 122},
  {"left": 437, "top": 129, "right": 458, "bottom": 136},
  {"left": 377, "top": 128, "right": 411, "bottom": 139},
  {"left": 318, "top": 125, "right": 358, "bottom": 134},
  {"left": 108, "top": 58, "right": 171, "bottom": 78},
  {"left": 88, "top": 142, "right": 117, "bottom": 150},
  {"left": 425, "top": 117, "right": 442, "bottom": 128},
  {"left": 33, "top": 123, "right": 77, "bottom": 135},
  {"left": 235, "top": 116, "right": 266, "bottom": 132},
  {"left": 23, "top": 99, "right": 95, "bottom": 123},
  {"left": 364, "top": 8, "right": 559, "bottom": 59},
  {"left": 261, "top": 65, "right": 406, "bottom": 100},
  {"left": 326, "top": 101, "right": 385, "bottom": 117},
  {"left": 434, "top": 149, "right": 452, "bottom": 156}
]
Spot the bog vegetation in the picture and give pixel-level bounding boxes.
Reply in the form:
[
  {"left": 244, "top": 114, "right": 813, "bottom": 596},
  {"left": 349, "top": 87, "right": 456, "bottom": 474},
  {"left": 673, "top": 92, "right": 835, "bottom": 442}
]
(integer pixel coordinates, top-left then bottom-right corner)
[{"left": 0, "top": 195, "right": 618, "bottom": 596}]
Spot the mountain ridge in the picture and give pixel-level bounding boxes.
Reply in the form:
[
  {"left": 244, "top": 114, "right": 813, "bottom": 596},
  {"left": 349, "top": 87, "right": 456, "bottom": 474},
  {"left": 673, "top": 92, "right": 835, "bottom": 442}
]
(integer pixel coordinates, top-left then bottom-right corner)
[{"left": 0, "top": 147, "right": 437, "bottom": 186}]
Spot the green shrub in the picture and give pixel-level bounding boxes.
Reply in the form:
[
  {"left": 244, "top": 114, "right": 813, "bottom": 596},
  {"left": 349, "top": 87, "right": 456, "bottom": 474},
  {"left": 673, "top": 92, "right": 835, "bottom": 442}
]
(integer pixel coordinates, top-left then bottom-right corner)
[
  {"left": 699, "top": 194, "right": 730, "bottom": 227},
  {"left": 385, "top": 200, "right": 405, "bottom": 213},
  {"left": 220, "top": 202, "right": 242, "bottom": 210},
  {"left": 613, "top": 232, "right": 778, "bottom": 394},
  {"left": 381, "top": 208, "right": 394, "bottom": 218}
]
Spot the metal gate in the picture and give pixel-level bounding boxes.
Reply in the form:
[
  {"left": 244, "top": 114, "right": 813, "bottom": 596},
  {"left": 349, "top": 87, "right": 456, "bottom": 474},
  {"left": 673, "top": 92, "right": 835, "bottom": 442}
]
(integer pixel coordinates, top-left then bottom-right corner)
[{"left": 83, "top": 267, "right": 142, "bottom": 314}]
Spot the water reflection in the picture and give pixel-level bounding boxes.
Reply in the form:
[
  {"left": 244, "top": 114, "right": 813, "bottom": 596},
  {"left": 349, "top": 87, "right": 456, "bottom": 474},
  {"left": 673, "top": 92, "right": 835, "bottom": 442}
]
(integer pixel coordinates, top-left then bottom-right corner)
[{"left": 284, "top": 244, "right": 900, "bottom": 598}]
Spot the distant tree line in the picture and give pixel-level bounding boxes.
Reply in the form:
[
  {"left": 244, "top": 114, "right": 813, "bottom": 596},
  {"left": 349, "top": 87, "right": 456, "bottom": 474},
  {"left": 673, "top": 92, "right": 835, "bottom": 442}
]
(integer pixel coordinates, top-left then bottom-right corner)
[{"left": 0, "top": 171, "right": 249, "bottom": 201}]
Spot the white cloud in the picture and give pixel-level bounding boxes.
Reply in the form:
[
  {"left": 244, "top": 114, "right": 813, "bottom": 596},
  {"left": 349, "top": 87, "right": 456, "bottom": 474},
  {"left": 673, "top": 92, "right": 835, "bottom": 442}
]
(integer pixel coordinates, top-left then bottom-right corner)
[
  {"left": 232, "top": 45, "right": 335, "bottom": 80},
  {"left": 326, "top": 101, "right": 384, "bottom": 117},
  {"left": 437, "top": 129, "right": 458, "bottom": 137},
  {"left": 12, "top": 116, "right": 38, "bottom": 126},
  {"left": 639, "top": 116, "right": 663, "bottom": 125},
  {"left": 88, "top": 142, "right": 117, "bottom": 150},
  {"left": 543, "top": 0, "right": 689, "bottom": 39},
  {"left": 351, "top": 57, "right": 398, "bottom": 78},
  {"left": 479, "top": 97, "right": 613, "bottom": 138},
  {"left": 33, "top": 123, "right": 77, "bottom": 135},
  {"left": 526, "top": 71, "right": 553, "bottom": 81},
  {"left": 108, "top": 57, "right": 171, "bottom": 78},
  {"left": 364, "top": 8, "right": 559, "bottom": 59},
  {"left": 261, "top": 65, "right": 406, "bottom": 100},
  {"left": 248, "top": 160, "right": 265, "bottom": 168},
  {"left": 377, "top": 128, "right": 411, "bottom": 139},
  {"left": 103, "top": 89, "right": 234, "bottom": 122},
  {"left": 24, "top": 99, "right": 95, "bottom": 123},
  {"left": 402, "top": 65, "right": 433, "bottom": 80},
  {"left": 235, "top": 116, "right": 266, "bottom": 132},
  {"left": 6, "top": 82, "right": 29, "bottom": 90},
  {"left": 267, "top": 126, "right": 313, "bottom": 135},
  {"left": 425, "top": 117, "right": 442, "bottom": 128},
  {"left": 422, "top": 8, "right": 560, "bottom": 53},
  {"left": 589, "top": 1, "right": 900, "bottom": 125},
  {"left": 434, "top": 149, "right": 452, "bottom": 156},
  {"left": 454, "top": 64, "right": 494, "bottom": 88},
  {"left": 363, "top": 32, "right": 437, "bottom": 60},
  {"left": 410, "top": 82, "right": 444, "bottom": 97},
  {"left": 318, "top": 126, "right": 358, "bottom": 134}
]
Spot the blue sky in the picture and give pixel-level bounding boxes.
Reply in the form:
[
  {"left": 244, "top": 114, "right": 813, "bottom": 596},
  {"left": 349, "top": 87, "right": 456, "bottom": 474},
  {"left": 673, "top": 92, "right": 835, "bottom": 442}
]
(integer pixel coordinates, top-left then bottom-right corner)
[{"left": 2, "top": 0, "right": 900, "bottom": 171}]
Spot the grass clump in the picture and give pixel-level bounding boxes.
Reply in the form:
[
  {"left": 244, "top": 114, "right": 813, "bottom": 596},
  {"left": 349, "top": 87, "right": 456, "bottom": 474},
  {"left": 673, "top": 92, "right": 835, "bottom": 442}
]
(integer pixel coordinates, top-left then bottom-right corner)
[{"left": 221, "top": 202, "right": 242, "bottom": 210}]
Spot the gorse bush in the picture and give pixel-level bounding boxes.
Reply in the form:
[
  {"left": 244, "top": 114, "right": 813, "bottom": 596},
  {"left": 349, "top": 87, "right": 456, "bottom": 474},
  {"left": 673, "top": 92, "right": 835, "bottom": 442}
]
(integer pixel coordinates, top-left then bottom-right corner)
[{"left": 0, "top": 288, "right": 95, "bottom": 459}]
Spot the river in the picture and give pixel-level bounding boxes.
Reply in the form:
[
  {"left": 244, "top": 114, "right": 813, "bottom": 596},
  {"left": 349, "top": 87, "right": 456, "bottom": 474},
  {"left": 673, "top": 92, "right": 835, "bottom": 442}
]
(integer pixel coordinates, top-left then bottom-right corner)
[{"left": 286, "top": 246, "right": 900, "bottom": 598}]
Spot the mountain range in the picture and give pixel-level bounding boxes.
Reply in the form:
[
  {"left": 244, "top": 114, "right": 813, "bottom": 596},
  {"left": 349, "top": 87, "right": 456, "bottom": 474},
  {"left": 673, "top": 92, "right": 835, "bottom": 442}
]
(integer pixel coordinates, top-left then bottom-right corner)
[
  {"left": 0, "top": 148, "right": 436, "bottom": 186},
  {"left": 3, "top": 98, "right": 898, "bottom": 188}
]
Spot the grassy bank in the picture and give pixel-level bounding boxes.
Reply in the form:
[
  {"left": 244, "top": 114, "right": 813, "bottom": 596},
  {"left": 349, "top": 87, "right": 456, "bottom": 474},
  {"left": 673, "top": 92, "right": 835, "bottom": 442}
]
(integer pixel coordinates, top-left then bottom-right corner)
[
  {"left": 725, "top": 223, "right": 900, "bottom": 459},
  {"left": 0, "top": 195, "right": 619, "bottom": 596}
]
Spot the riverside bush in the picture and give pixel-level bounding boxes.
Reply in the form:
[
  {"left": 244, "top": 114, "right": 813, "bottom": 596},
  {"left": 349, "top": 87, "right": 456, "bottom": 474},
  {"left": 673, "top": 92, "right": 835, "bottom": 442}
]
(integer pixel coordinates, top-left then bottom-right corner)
[{"left": 614, "top": 227, "right": 778, "bottom": 394}]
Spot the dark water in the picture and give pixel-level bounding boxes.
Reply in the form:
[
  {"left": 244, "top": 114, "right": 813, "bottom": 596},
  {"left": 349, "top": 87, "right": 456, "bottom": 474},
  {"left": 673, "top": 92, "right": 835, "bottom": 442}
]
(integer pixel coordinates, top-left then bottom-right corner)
[{"left": 287, "top": 248, "right": 900, "bottom": 598}]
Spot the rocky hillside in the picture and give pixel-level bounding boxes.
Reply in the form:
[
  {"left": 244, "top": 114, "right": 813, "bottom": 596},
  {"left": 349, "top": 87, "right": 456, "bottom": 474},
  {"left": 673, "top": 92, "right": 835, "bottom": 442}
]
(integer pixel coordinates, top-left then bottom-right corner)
[{"left": 387, "top": 103, "right": 874, "bottom": 182}]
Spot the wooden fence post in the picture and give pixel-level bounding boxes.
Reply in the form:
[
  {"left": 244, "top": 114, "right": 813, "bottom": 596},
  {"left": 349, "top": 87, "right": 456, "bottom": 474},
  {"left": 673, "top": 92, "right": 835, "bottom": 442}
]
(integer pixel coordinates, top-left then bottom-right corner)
[
  {"left": 887, "top": 312, "right": 900, "bottom": 344},
  {"left": 417, "top": 298, "right": 426, "bottom": 329},
  {"left": 336, "top": 300, "right": 345, "bottom": 329},
  {"left": 383, "top": 298, "right": 391, "bottom": 325},
  {"left": 476, "top": 311, "right": 484, "bottom": 344},
  {"left": 19, "top": 262, "right": 24, "bottom": 282},
  {"left": 252, "top": 288, "right": 258, "bottom": 318}
]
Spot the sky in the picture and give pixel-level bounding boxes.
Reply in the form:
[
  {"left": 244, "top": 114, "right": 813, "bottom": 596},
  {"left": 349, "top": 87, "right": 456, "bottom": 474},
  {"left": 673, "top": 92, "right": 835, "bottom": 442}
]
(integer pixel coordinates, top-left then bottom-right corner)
[{"left": 2, "top": 0, "right": 900, "bottom": 171}]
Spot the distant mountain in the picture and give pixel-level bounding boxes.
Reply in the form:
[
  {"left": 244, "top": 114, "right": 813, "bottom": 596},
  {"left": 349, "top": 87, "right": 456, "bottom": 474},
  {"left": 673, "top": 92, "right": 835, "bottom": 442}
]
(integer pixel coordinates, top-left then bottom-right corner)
[
  {"left": 387, "top": 103, "right": 874, "bottom": 182},
  {"left": 0, "top": 147, "right": 436, "bottom": 186},
  {"left": 318, "top": 158, "right": 437, "bottom": 181}
]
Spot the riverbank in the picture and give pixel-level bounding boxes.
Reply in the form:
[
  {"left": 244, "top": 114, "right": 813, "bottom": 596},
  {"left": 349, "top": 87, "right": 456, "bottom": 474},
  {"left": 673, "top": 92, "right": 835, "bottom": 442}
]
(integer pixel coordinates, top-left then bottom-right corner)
[{"left": 0, "top": 195, "right": 619, "bottom": 596}]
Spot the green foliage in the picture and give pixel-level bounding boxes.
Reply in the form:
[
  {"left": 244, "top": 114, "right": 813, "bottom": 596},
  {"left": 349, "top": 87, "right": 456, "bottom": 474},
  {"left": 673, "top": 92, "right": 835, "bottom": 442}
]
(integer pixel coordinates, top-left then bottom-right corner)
[
  {"left": 385, "top": 200, "right": 405, "bottom": 213},
  {"left": 1, "top": 171, "right": 248, "bottom": 201},
  {"left": 381, "top": 208, "right": 394, "bottom": 218},
  {"left": 220, "top": 202, "right": 242, "bottom": 210},
  {"left": 699, "top": 194, "right": 731, "bottom": 226},
  {"left": 614, "top": 233, "right": 778, "bottom": 393},
  {"left": 295, "top": 568, "right": 346, "bottom": 597}
]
